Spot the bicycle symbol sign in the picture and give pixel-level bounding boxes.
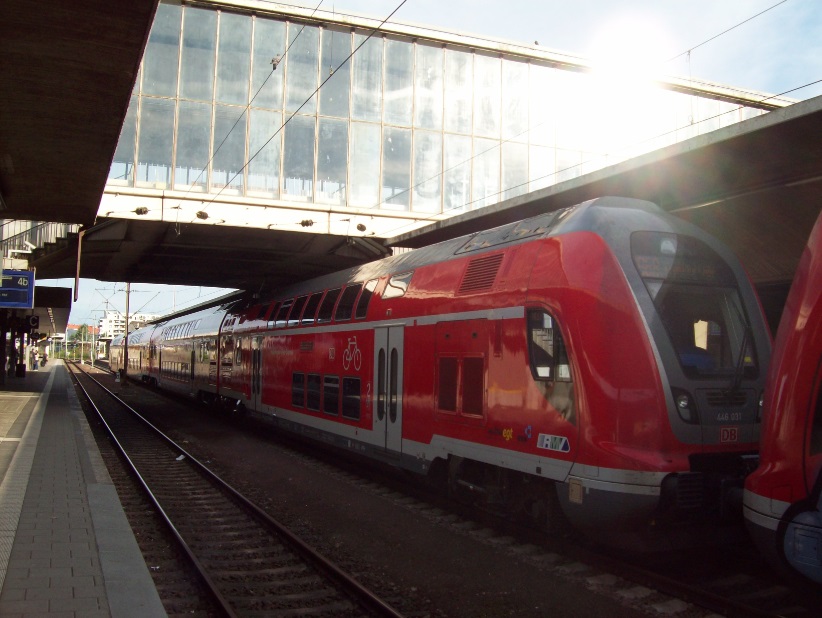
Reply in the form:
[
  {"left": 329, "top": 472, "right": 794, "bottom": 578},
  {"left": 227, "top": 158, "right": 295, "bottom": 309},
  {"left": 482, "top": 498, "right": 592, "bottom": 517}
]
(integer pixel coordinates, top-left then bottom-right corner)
[{"left": 343, "top": 336, "right": 362, "bottom": 371}]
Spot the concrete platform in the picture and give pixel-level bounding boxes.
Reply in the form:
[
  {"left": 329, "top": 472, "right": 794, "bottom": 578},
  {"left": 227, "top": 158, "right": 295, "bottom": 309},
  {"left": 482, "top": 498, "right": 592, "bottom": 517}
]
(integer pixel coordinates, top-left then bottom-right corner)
[{"left": 0, "top": 360, "right": 166, "bottom": 617}]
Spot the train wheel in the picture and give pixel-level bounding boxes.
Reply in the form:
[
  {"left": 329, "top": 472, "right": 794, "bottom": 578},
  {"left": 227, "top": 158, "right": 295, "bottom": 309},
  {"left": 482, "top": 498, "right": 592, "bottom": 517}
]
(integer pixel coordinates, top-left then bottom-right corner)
[
  {"left": 513, "top": 480, "right": 564, "bottom": 535},
  {"left": 233, "top": 400, "right": 247, "bottom": 418},
  {"left": 446, "top": 456, "right": 466, "bottom": 499}
]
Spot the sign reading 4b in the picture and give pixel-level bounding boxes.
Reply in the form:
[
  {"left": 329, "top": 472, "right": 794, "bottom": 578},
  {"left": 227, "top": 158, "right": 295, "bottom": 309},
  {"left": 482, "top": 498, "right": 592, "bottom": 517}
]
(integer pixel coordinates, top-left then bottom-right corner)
[{"left": 0, "top": 269, "right": 35, "bottom": 309}]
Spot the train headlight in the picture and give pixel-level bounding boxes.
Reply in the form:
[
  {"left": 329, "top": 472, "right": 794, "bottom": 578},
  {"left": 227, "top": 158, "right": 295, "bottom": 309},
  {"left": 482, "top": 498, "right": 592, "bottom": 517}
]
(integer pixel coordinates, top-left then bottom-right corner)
[
  {"left": 757, "top": 391, "right": 764, "bottom": 422},
  {"left": 672, "top": 388, "right": 699, "bottom": 424}
]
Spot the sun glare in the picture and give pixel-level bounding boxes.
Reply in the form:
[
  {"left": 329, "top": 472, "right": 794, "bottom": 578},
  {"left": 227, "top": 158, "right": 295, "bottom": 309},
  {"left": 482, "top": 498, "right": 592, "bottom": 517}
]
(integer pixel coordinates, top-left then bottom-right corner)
[
  {"left": 588, "top": 15, "right": 676, "bottom": 84},
  {"left": 571, "top": 15, "right": 678, "bottom": 156}
]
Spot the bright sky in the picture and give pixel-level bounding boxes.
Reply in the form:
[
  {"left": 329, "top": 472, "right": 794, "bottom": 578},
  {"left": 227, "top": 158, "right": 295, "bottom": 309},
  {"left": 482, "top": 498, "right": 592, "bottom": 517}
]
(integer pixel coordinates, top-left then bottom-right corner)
[
  {"left": 320, "top": 0, "right": 822, "bottom": 100},
  {"left": 48, "top": 0, "right": 822, "bottom": 326}
]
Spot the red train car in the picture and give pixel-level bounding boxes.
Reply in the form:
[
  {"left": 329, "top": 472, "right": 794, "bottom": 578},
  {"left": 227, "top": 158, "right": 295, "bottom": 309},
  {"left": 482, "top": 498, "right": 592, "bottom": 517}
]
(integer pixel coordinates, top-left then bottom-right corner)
[
  {"left": 744, "top": 209, "right": 822, "bottom": 584},
  {"left": 113, "top": 197, "right": 771, "bottom": 548}
]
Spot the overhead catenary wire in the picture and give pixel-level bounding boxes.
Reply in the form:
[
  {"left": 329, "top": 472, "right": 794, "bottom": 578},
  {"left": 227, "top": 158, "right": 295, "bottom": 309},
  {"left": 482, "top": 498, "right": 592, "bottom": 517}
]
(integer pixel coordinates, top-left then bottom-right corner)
[
  {"left": 661, "top": 0, "right": 790, "bottom": 67},
  {"left": 376, "top": 72, "right": 822, "bottom": 241},
  {"left": 168, "top": 0, "right": 329, "bottom": 225},
  {"left": 373, "top": 0, "right": 811, "bottom": 239},
  {"left": 169, "top": 0, "right": 804, "bottom": 241},
  {"left": 195, "top": 0, "right": 409, "bottom": 219}
]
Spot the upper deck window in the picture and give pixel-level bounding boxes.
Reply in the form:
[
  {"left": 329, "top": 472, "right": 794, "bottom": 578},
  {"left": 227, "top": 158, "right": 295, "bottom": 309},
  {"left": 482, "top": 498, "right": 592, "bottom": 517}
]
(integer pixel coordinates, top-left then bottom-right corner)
[
  {"left": 334, "top": 284, "right": 362, "bottom": 321},
  {"left": 301, "top": 292, "right": 323, "bottom": 325},
  {"left": 266, "top": 301, "right": 281, "bottom": 328},
  {"left": 317, "top": 288, "right": 342, "bottom": 323},
  {"left": 287, "top": 295, "right": 309, "bottom": 326},
  {"left": 355, "top": 279, "right": 378, "bottom": 319},
  {"left": 273, "top": 299, "right": 293, "bottom": 328},
  {"left": 383, "top": 272, "right": 413, "bottom": 299}
]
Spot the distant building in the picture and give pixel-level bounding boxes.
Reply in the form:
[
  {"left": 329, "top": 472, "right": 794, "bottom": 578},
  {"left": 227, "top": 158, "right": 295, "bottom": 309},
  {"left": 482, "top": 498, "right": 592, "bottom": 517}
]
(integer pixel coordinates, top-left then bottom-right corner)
[
  {"left": 66, "top": 324, "right": 100, "bottom": 339},
  {"left": 97, "top": 310, "right": 159, "bottom": 340}
]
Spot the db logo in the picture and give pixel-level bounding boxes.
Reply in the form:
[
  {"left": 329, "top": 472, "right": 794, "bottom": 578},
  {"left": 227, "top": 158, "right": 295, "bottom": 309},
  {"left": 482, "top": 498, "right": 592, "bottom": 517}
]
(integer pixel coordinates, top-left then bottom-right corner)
[{"left": 720, "top": 426, "right": 739, "bottom": 443}]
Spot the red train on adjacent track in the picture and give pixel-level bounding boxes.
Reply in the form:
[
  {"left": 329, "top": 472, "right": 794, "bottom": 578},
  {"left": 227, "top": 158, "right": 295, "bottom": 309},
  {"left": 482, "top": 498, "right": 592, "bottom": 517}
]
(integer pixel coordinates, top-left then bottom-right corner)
[
  {"left": 112, "top": 197, "right": 771, "bottom": 549},
  {"left": 744, "top": 209, "right": 822, "bottom": 584}
]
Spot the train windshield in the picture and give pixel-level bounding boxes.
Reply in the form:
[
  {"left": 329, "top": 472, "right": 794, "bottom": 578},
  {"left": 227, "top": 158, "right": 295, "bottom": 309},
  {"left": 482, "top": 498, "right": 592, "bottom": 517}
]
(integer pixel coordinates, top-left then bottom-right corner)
[{"left": 631, "top": 232, "right": 758, "bottom": 380}]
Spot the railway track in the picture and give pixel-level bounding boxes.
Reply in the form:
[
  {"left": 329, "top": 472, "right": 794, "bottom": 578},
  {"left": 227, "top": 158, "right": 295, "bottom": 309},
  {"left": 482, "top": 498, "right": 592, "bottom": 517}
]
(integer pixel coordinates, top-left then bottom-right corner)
[
  {"left": 247, "top": 431, "right": 822, "bottom": 618},
  {"left": 73, "top": 363, "right": 822, "bottom": 618},
  {"left": 67, "top": 361, "right": 404, "bottom": 618}
]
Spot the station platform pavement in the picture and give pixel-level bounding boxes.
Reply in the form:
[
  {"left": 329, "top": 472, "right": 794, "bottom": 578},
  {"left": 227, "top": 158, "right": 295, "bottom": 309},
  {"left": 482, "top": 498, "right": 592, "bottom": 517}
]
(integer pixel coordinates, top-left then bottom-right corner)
[{"left": 0, "top": 360, "right": 166, "bottom": 617}]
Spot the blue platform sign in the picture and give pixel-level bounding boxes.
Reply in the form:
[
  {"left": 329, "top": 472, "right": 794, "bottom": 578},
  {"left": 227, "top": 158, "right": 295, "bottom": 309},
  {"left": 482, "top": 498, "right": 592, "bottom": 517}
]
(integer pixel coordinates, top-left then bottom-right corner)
[{"left": 0, "top": 269, "right": 35, "bottom": 309}]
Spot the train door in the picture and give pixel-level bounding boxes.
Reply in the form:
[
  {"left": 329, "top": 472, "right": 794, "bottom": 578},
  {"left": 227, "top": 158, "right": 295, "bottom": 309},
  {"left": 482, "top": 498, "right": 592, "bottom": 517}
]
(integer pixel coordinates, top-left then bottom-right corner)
[
  {"left": 251, "top": 336, "right": 263, "bottom": 411},
  {"left": 373, "top": 326, "right": 404, "bottom": 454}
]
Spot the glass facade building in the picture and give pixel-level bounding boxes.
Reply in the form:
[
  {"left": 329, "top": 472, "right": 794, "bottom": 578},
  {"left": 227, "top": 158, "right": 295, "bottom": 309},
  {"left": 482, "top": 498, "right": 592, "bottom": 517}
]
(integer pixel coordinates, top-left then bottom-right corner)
[{"left": 107, "top": 1, "right": 773, "bottom": 221}]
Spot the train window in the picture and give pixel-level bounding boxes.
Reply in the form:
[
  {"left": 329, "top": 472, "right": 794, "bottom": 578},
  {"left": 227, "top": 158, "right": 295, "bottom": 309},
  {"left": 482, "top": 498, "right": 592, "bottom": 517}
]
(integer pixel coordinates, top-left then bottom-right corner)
[
  {"left": 334, "top": 284, "right": 362, "bottom": 322},
  {"left": 377, "top": 349, "right": 386, "bottom": 420},
  {"left": 342, "top": 377, "right": 361, "bottom": 420},
  {"left": 287, "top": 295, "right": 309, "bottom": 327},
  {"left": 389, "top": 348, "right": 399, "bottom": 423},
  {"left": 528, "top": 310, "right": 571, "bottom": 382},
  {"left": 355, "top": 279, "right": 378, "bottom": 319},
  {"left": 221, "top": 336, "right": 234, "bottom": 363},
  {"left": 235, "top": 339, "right": 243, "bottom": 365},
  {"left": 528, "top": 310, "right": 575, "bottom": 422},
  {"left": 274, "top": 299, "right": 293, "bottom": 328},
  {"left": 323, "top": 375, "right": 340, "bottom": 415},
  {"left": 317, "top": 288, "right": 342, "bottom": 323},
  {"left": 301, "top": 292, "right": 323, "bottom": 325},
  {"left": 306, "top": 374, "right": 321, "bottom": 411},
  {"left": 292, "top": 372, "right": 305, "bottom": 407},
  {"left": 461, "top": 357, "right": 485, "bottom": 416},
  {"left": 438, "top": 357, "right": 458, "bottom": 412},
  {"left": 266, "top": 301, "right": 281, "bottom": 327},
  {"left": 632, "top": 232, "right": 757, "bottom": 380},
  {"left": 382, "top": 271, "right": 413, "bottom": 299}
]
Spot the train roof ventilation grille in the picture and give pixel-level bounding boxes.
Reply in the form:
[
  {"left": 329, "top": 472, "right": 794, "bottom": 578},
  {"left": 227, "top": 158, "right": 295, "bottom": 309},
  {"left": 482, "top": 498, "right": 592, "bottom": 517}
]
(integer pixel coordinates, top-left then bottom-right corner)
[{"left": 458, "top": 253, "right": 504, "bottom": 294}]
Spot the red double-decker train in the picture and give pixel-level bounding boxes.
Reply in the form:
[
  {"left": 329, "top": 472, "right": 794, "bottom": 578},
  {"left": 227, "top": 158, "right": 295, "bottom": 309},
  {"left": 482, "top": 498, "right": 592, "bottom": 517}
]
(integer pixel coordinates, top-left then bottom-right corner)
[
  {"left": 744, "top": 209, "right": 822, "bottom": 584},
  {"left": 111, "top": 197, "right": 771, "bottom": 548}
]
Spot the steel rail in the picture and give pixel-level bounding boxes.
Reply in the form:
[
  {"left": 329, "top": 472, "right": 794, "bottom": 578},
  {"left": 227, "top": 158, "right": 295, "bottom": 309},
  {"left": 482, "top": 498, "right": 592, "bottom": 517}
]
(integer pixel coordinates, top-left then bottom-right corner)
[
  {"left": 67, "top": 362, "right": 238, "bottom": 617},
  {"left": 69, "top": 361, "right": 404, "bottom": 618}
]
